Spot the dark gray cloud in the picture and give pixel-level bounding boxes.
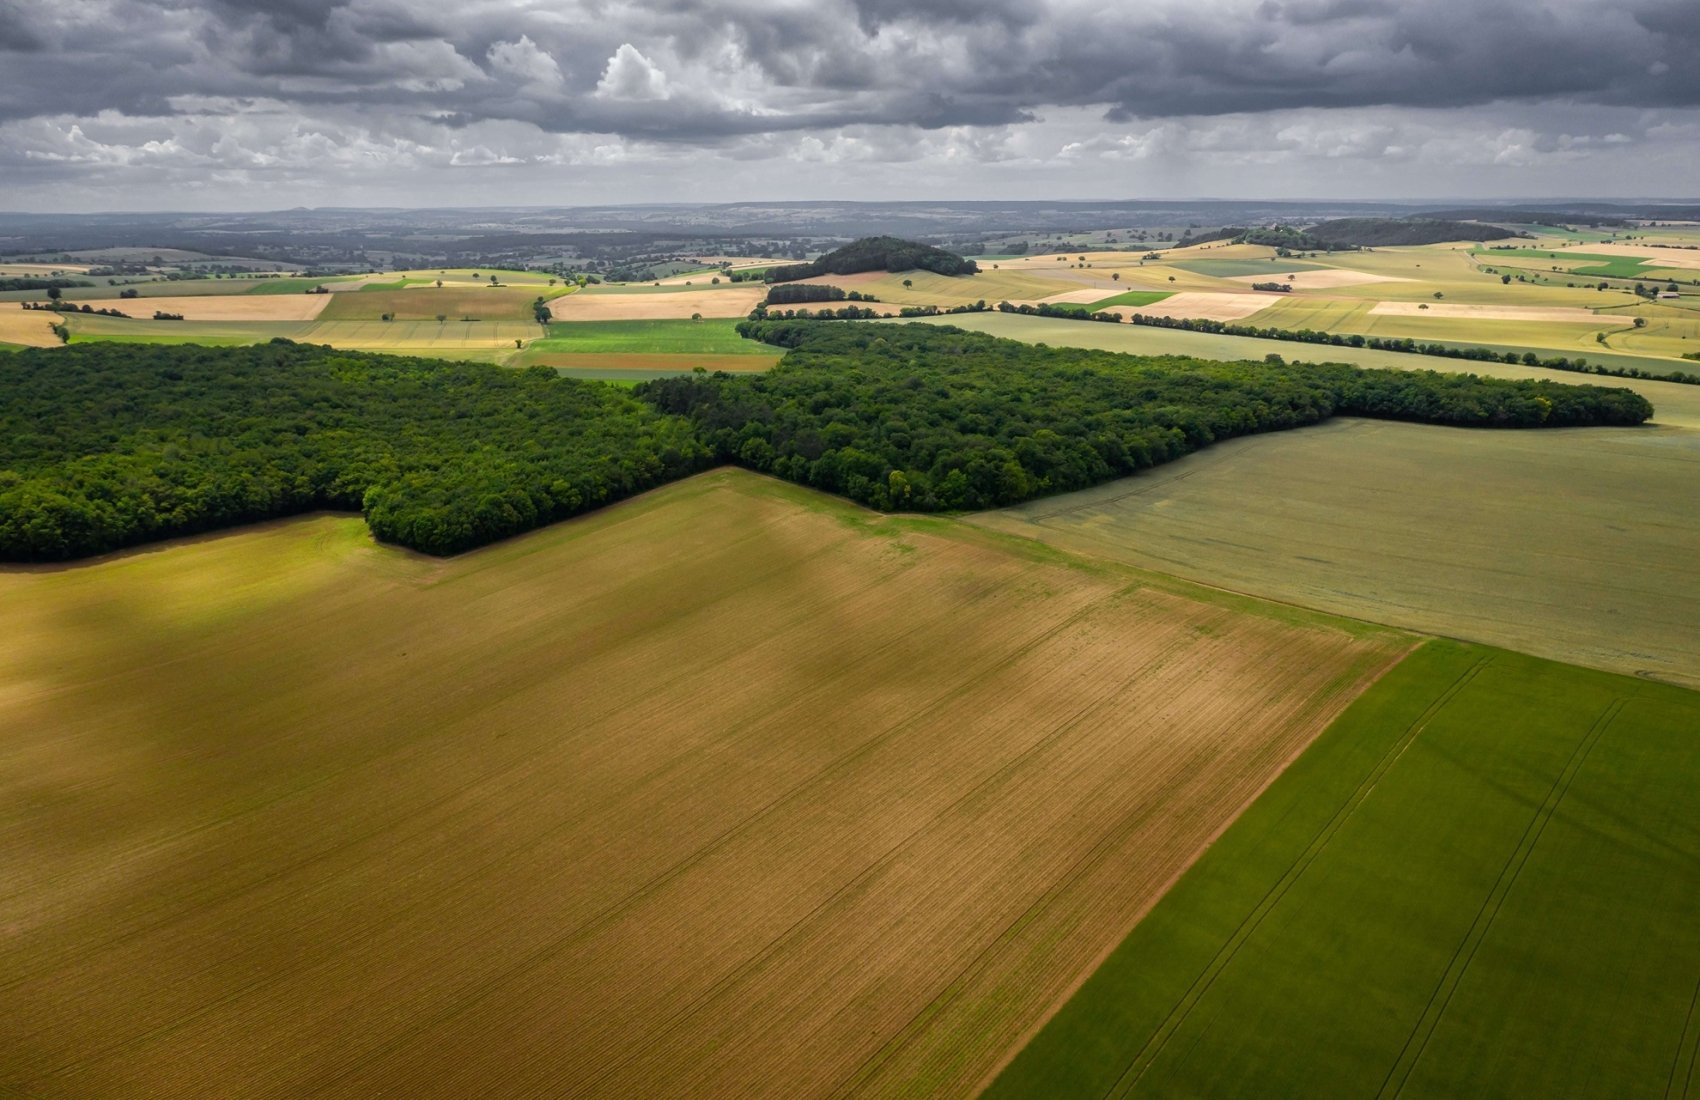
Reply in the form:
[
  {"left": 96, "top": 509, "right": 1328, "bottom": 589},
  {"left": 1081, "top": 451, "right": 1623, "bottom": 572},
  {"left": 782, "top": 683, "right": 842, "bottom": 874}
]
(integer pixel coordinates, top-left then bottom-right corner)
[{"left": 0, "top": 0, "right": 1695, "bottom": 209}]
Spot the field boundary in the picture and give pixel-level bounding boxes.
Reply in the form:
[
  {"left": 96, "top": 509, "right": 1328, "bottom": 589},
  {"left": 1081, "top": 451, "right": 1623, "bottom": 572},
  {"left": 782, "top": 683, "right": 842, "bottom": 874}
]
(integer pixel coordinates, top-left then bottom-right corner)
[{"left": 1097, "top": 650, "right": 1494, "bottom": 1098}]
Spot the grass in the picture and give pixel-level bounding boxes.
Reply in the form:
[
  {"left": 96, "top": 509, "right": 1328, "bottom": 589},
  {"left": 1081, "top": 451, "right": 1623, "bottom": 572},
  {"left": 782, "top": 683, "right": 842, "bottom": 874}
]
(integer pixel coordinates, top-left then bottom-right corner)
[
  {"left": 972, "top": 416, "right": 1700, "bottom": 687},
  {"left": 899, "top": 314, "right": 1700, "bottom": 419},
  {"left": 989, "top": 640, "right": 1700, "bottom": 1099},
  {"left": 1086, "top": 290, "right": 1174, "bottom": 310},
  {"left": 0, "top": 470, "right": 1408, "bottom": 1099},
  {"left": 531, "top": 318, "right": 769, "bottom": 355},
  {"left": 1475, "top": 248, "right": 1653, "bottom": 279}
]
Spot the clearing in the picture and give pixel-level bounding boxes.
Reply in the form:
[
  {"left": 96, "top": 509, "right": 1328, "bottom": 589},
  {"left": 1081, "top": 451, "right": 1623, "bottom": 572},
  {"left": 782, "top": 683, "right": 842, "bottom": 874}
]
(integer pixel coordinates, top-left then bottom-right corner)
[
  {"left": 991, "top": 639, "right": 1700, "bottom": 1099},
  {"left": 0, "top": 469, "right": 1407, "bottom": 1099},
  {"left": 973, "top": 417, "right": 1700, "bottom": 688}
]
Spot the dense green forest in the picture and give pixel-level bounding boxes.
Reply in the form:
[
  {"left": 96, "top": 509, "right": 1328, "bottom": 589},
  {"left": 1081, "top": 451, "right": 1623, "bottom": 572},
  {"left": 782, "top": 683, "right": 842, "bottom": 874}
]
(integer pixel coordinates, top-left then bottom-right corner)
[
  {"left": 766, "top": 237, "right": 977, "bottom": 283},
  {"left": 0, "top": 325, "right": 1654, "bottom": 560},
  {"left": 639, "top": 322, "right": 1652, "bottom": 512},
  {"left": 764, "top": 283, "right": 876, "bottom": 305},
  {"left": 0, "top": 341, "right": 708, "bottom": 560}
]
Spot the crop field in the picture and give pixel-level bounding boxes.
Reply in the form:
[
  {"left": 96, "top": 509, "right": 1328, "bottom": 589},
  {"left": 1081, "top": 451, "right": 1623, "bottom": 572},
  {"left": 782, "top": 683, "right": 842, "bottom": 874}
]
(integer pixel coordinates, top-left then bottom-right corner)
[
  {"left": 98, "top": 293, "right": 333, "bottom": 321},
  {"left": 516, "top": 319, "right": 782, "bottom": 375},
  {"left": 1168, "top": 258, "right": 1328, "bottom": 278},
  {"left": 318, "top": 286, "right": 549, "bottom": 322},
  {"left": 0, "top": 306, "right": 63, "bottom": 346},
  {"left": 1085, "top": 290, "right": 1173, "bottom": 309},
  {"left": 818, "top": 267, "right": 1078, "bottom": 306},
  {"left": 0, "top": 469, "right": 1409, "bottom": 1099},
  {"left": 906, "top": 313, "right": 1700, "bottom": 398},
  {"left": 530, "top": 318, "right": 769, "bottom": 355},
  {"left": 553, "top": 285, "right": 766, "bottom": 321},
  {"left": 974, "top": 416, "right": 1700, "bottom": 687},
  {"left": 990, "top": 640, "right": 1700, "bottom": 1099}
]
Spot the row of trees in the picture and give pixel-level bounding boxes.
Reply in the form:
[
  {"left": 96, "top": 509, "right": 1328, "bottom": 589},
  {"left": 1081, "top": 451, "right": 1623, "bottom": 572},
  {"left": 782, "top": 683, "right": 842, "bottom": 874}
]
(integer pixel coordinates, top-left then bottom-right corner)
[
  {"left": 0, "top": 341, "right": 710, "bottom": 560},
  {"left": 637, "top": 321, "right": 1651, "bottom": 514},
  {"left": 1123, "top": 312, "right": 1700, "bottom": 385},
  {"left": 763, "top": 283, "right": 879, "bottom": 305}
]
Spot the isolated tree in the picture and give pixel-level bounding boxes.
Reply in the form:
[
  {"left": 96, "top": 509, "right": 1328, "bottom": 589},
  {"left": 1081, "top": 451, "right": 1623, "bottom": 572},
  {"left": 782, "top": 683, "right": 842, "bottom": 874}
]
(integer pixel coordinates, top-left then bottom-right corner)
[
  {"left": 1502, "top": 274, "right": 1512, "bottom": 284},
  {"left": 436, "top": 313, "right": 447, "bottom": 323},
  {"left": 46, "top": 286, "right": 61, "bottom": 300},
  {"left": 691, "top": 312, "right": 702, "bottom": 322},
  {"left": 435, "top": 279, "right": 443, "bottom": 288},
  {"left": 902, "top": 279, "right": 913, "bottom": 289},
  {"left": 1168, "top": 275, "right": 1176, "bottom": 282},
  {"left": 1634, "top": 317, "right": 1647, "bottom": 328},
  {"left": 1112, "top": 272, "right": 1120, "bottom": 282}
]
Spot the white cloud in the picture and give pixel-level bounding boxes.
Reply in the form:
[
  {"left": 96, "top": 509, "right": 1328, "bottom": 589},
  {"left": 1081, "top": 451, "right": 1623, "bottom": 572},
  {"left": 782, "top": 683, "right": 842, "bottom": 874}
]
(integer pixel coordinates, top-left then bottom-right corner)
[
  {"left": 595, "top": 43, "right": 669, "bottom": 101},
  {"left": 487, "top": 34, "right": 563, "bottom": 89}
]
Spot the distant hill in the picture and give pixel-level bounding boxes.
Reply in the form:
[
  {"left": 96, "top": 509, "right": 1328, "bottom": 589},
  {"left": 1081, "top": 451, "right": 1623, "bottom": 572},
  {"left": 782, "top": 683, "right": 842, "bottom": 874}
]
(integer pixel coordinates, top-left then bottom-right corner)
[
  {"left": 766, "top": 236, "right": 978, "bottom": 283},
  {"left": 1301, "top": 218, "right": 1526, "bottom": 247}
]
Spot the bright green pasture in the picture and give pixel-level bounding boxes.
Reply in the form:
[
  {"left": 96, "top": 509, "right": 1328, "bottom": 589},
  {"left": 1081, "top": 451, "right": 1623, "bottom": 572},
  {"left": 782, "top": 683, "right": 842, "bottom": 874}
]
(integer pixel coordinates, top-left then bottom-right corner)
[
  {"left": 532, "top": 318, "right": 766, "bottom": 355},
  {"left": 1086, "top": 290, "right": 1174, "bottom": 310},
  {"left": 990, "top": 640, "right": 1700, "bottom": 1099},
  {"left": 1477, "top": 248, "right": 1653, "bottom": 278}
]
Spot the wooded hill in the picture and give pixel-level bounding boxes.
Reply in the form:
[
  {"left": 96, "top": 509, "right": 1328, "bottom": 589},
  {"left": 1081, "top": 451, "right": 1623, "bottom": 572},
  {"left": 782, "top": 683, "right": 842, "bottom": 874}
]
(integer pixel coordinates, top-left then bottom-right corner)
[{"left": 765, "top": 236, "right": 978, "bottom": 283}]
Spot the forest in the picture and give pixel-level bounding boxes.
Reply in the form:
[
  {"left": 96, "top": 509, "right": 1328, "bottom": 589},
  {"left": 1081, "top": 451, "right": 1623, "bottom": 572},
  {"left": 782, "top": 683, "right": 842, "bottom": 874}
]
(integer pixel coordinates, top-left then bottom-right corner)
[
  {"left": 639, "top": 321, "right": 1652, "bottom": 512},
  {"left": 0, "top": 324, "right": 1653, "bottom": 560},
  {"left": 765, "top": 236, "right": 978, "bottom": 283},
  {"left": 0, "top": 341, "right": 708, "bottom": 560}
]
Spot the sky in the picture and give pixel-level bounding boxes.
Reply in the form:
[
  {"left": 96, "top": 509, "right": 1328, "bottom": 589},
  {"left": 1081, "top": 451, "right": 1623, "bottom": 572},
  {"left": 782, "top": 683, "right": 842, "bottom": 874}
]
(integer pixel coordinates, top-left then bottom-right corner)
[{"left": 1, "top": 0, "right": 1697, "bottom": 212}]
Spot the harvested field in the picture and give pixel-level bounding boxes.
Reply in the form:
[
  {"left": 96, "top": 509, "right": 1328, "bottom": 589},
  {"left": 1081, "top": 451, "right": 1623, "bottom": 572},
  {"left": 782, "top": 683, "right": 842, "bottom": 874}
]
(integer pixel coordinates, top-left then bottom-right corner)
[
  {"left": 1034, "top": 288, "right": 1124, "bottom": 305},
  {"left": 1225, "top": 269, "right": 1407, "bottom": 288},
  {"left": 319, "top": 286, "right": 544, "bottom": 322},
  {"left": 1110, "top": 291, "right": 1275, "bottom": 322},
  {"left": 0, "top": 305, "right": 63, "bottom": 346},
  {"left": 555, "top": 286, "right": 765, "bottom": 321},
  {"left": 1369, "top": 301, "right": 1602, "bottom": 322},
  {"left": 0, "top": 470, "right": 1407, "bottom": 1099},
  {"left": 973, "top": 417, "right": 1700, "bottom": 688},
  {"left": 103, "top": 294, "right": 332, "bottom": 321}
]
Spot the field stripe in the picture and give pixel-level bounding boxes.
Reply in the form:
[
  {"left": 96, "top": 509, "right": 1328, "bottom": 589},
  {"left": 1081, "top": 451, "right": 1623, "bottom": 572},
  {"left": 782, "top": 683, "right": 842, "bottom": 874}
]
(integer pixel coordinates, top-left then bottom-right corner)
[
  {"left": 1099, "top": 649, "right": 1494, "bottom": 1099},
  {"left": 1669, "top": 974, "right": 1700, "bottom": 1100},
  {"left": 1376, "top": 696, "right": 1624, "bottom": 1099}
]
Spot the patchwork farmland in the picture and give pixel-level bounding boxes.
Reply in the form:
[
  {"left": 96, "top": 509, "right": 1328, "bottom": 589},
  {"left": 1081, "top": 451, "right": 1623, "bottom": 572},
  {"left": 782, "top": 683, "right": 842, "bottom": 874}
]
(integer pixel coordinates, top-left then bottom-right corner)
[{"left": 0, "top": 471, "right": 1408, "bottom": 1098}]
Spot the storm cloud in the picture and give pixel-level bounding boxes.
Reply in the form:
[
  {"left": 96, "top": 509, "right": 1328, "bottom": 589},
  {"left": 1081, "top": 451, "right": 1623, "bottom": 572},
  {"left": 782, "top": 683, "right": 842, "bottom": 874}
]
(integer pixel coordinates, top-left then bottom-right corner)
[{"left": 1, "top": 0, "right": 1695, "bottom": 209}]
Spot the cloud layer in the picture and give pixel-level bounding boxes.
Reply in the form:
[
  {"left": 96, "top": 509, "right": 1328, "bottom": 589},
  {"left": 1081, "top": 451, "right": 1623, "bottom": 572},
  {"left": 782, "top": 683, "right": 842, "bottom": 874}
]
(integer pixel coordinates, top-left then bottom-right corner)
[{"left": 2, "top": 0, "right": 1696, "bottom": 209}]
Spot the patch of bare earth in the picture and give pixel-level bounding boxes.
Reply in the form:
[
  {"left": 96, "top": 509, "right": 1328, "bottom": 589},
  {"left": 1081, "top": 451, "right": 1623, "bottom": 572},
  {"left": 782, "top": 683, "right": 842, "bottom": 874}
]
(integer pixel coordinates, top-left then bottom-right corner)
[{"left": 0, "top": 470, "right": 1407, "bottom": 1098}]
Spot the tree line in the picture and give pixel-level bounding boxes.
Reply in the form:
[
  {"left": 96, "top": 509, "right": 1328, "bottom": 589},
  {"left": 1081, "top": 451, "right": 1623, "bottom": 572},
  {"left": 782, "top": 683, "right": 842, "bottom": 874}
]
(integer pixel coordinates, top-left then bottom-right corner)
[
  {"left": 1123, "top": 312, "right": 1700, "bottom": 385},
  {"left": 0, "top": 323, "right": 1655, "bottom": 561},
  {"left": 637, "top": 321, "right": 1651, "bottom": 513}
]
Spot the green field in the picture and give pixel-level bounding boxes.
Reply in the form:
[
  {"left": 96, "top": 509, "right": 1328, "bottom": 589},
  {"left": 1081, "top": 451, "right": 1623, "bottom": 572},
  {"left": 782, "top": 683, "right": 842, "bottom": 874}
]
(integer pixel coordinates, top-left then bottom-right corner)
[
  {"left": 900, "top": 313, "right": 1700, "bottom": 421},
  {"left": 1086, "top": 290, "right": 1174, "bottom": 310},
  {"left": 1476, "top": 248, "right": 1653, "bottom": 279},
  {"left": 531, "top": 318, "right": 770, "bottom": 354},
  {"left": 990, "top": 639, "right": 1700, "bottom": 1099},
  {"left": 973, "top": 416, "right": 1700, "bottom": 686}
]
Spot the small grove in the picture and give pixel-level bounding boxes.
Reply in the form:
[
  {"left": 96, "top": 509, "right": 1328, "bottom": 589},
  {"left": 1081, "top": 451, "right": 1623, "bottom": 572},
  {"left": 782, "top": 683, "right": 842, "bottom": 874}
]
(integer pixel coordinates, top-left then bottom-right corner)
[{"left": 0, "top": 324, "right": 1653, "bottom": 560}]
